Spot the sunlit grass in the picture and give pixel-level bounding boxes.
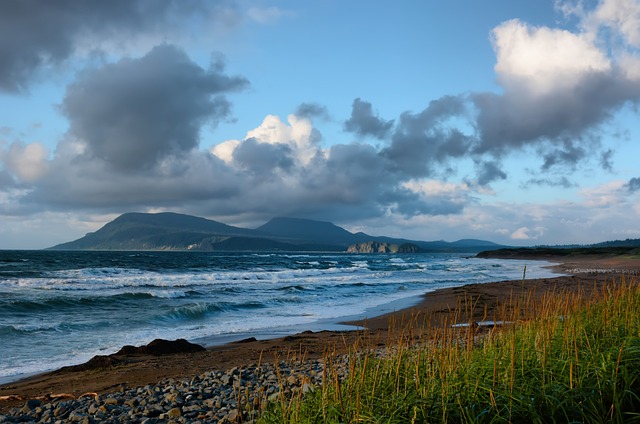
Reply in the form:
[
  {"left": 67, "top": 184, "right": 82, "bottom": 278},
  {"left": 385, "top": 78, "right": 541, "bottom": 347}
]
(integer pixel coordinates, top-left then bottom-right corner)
[{"left": 259, "top": 276, "right": 640, "bottom": 423}]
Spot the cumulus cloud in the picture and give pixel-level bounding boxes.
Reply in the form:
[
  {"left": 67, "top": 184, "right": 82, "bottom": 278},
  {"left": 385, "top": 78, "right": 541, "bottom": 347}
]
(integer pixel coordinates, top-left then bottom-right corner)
[
  {"left": 61, "top": 44, "right": 248, "bottom": 172},
  {"left": 472, "top": 13, "right": 640, "bottom": 166},
  {"left": 381, "top": 95, "right": 471, "bottom": 178},
  {"left": 232, "top": 138, "right": 295, "bottom": 176},
  {"left": 221, "top": 114, "right": 323, "bottom": 167},
  {"left": 376, "top": 5, "right": 640, "bottom": 184},
  {"left": 344, "top": 98, "right": 394, "bottom": 139},
  {"left": 4, "top": 110, "right": 446, "bottom": 226},
  {"left": 0, "top": 0, "right": 238, "bottom": 93}
]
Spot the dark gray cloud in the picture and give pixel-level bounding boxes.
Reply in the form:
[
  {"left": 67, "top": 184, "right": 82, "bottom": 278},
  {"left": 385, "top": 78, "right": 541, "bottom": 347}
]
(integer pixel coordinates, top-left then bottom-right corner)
[
  {"left": 540, "top": 138, "right": 588, "bottom": 171},
  {"left": 381, "top": 96, "right": 471, "bottom": 178},
  {"left": 233, "top": 143, "right": 397, "bottom": 222},
  {"left": 476, "top": 161, "right": 507, "bottom": 186},
  {"left": 232, "top": 138, "right": 295, "bottom": 176},
  {"left": 472, "top": 71, "right": 640, "bottom": 161},
  {"left": 61, "top": 44, "right": 248, "bottom": 172},
  {"left": 23, "top": 149, "right": 243, "bottom": 211},
  {"left": 600, "top": 149, "right": 614, "bottom": 172},
  {"left": 13, "top": 131, "right": 452, "bottom": 225},
  {"left": 295, "top": 103, "right": 330, "bottom": 121},
  {"left": 628, "top": 177, "right": 640, "bottom": 193},
  {"left": 380, "top": 65, "right": 639, "bottom": 184},
  {"left": 521, "top": 176, "right": 575, "bottom": 189},
  {"left": 0, "top": 169, "right": 16, "bottom": 189},
  {"left": 384, "top": 188, "right": 466, "bottom": 217},
  {"left": 344, "top": 98, "right": 394, "bottom": 139},
  {"left": 0, "top": 0, "right": 234, "bottom": 93}
]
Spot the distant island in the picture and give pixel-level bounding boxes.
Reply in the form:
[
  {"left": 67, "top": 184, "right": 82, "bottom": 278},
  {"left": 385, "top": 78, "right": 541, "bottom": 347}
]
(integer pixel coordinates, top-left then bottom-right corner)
[{"left": 48, "top": 212, "right": 505, "bottom": 253}]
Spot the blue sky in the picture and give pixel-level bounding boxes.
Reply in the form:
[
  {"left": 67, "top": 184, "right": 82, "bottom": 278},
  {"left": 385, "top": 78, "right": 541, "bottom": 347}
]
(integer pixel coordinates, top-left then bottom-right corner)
[{"left": 1, "top": 0, "right": 639, "bottom": 249}]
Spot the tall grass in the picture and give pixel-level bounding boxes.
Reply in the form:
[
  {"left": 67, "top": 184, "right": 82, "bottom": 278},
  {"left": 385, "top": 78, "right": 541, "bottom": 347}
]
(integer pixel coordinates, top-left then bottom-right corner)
[{"left": 259, "top": 276, "right": 640, "bottom": 423}]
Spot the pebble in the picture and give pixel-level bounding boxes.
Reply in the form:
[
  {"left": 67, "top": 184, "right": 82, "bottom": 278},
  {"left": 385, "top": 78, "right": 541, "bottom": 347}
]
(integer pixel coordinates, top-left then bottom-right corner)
[{"left": 0, "top": 355, "right": 352, "bottom": 423}]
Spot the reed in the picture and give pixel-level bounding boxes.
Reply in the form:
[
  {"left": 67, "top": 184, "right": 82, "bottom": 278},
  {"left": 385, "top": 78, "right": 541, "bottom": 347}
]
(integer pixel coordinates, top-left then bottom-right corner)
[{"left": 259, "top": 275, "right": 640, "bottom": 423}]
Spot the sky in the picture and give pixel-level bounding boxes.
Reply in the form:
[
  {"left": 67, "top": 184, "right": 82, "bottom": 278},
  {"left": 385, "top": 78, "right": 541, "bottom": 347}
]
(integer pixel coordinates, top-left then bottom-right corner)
[{"left": 1, "top": 0, "right": 640, "bottom": 249}]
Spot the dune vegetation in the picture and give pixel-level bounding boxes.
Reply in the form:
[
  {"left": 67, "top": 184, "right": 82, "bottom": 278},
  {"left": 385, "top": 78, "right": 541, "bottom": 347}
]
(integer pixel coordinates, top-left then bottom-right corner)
[{"left": 259, "top": 275, "right": 640, "bottom": 423}]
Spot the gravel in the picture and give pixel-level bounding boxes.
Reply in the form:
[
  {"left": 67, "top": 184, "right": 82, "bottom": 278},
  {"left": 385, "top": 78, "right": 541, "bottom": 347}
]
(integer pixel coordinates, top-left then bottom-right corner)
[{"left": 0, "top": 355, "right": 352, "bottom": 423}]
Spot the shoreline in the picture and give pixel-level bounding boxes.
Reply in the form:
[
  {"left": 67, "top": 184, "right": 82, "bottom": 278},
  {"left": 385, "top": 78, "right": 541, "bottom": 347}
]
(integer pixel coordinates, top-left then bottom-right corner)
[
  {"left": 0, "top": 255, "right": 556, "bottom": 386},
  {"left": 2, "top": 255, "right": 638, "bottom": 413}
]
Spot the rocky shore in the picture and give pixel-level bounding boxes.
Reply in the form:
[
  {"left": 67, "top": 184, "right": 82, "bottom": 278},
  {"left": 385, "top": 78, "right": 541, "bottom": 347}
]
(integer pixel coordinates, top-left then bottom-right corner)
[{"left": 0, "top": 354, "right": 351, "bottom": 423}]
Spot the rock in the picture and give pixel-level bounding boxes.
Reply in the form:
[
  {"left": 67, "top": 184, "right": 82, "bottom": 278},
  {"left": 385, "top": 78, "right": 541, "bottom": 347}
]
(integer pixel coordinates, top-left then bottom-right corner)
[
  {"left": 227, "top": 409, "right": 240, "bottom": 422},
  {"left": 117, "top": 338, "right": 206, "bottom": 355},
  {"left": 233, "top": 337, "right": 258, "bottom": 343},
  {"left": 347, "top": 241, "right": 422, "bottom": 254},
  {"left": 20, "top": 398, "right": 41, "bottom": 413},
  {"left": 167, "top": 406, "right": 182, "bottom": 418},
  {"left": 54, "top": 404, "right": 68, "bottom": 417},
  {"left": 2, "top": 353, "right": 355, "bottom": 424},
  {"left": 68, "top": 410, "right": 86, "bottom": 421},
  {"left": 58, "top": 354, "right": 123, "bottom": 371}
]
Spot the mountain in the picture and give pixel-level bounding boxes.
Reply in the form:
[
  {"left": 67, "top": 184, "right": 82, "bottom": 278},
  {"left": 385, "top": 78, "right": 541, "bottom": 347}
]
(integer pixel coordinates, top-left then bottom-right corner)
[
  {"left": 256, "top": 217, "right": 369, "bottom": 246},
  {"left": 49, "top": 212, "right": 256, "bottom": 251},
  {"left": 48, "top": 212, "right": 505, "bottom": 252}
]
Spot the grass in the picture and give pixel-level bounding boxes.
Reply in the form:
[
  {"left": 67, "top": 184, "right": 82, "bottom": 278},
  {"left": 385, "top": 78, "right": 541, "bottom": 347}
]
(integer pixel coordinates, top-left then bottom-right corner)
[{"left": 258, "top": 276, "right": 640, "bottom": 423}]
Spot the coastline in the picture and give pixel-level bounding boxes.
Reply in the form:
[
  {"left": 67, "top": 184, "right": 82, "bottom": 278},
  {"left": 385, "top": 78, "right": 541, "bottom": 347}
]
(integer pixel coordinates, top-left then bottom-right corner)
[{"left": 2, "top": 255, "right": 638, "bottom": 414}]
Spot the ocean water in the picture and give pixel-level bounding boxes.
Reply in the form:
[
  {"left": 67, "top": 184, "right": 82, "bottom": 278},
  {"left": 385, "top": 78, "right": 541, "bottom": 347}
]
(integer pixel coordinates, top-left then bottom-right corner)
[{"left": 0, "top": 250, "right": 560, "bottom": 383}]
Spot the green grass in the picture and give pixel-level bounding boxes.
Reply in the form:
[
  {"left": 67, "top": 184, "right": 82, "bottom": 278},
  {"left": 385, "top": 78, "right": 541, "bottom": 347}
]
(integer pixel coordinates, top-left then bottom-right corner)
[{"left": 259, "top": 277, "right": 640, "bottom": 423}]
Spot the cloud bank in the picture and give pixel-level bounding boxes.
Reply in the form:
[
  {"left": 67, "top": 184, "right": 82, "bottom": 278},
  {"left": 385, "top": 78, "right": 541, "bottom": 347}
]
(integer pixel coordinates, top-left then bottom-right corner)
[
  {"left": 1, "top": 0, "right": 640, "bottom": 246},
  {"left": 62, "top": 44, "right": 247, "bottom": 172},
  {"left": 0, "top": 0, "right": 241, "bottom": 93}
]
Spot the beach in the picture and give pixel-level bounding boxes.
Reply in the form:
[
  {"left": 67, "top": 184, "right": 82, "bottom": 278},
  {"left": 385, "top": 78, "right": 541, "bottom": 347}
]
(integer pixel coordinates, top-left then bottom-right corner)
[{"left": 1, "top": 255, "right": 638, "bottom": 419}]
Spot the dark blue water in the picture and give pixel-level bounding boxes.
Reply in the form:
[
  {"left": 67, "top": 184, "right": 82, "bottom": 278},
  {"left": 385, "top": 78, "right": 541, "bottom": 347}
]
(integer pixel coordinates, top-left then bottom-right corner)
[{"left": 0, "top": 250, "right": 559, "bottom": 382}]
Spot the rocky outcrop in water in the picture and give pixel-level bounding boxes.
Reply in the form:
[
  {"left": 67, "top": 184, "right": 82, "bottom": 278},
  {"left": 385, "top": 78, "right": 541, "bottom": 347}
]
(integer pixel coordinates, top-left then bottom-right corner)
[{"left": 347, "top": 241, "right": 422, "bottom": 254}]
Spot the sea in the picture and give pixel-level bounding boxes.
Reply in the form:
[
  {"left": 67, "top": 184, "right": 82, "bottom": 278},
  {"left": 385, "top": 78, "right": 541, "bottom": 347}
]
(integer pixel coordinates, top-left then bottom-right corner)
[{"left": 0, "top": 250, "right": 561, "bottom": 384}]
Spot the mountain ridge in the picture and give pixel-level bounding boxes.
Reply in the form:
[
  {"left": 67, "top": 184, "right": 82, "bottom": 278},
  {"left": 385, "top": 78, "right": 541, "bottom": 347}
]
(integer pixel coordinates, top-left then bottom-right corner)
[{"left": 48, "top": 212, "right": 505, "bottom": 252}]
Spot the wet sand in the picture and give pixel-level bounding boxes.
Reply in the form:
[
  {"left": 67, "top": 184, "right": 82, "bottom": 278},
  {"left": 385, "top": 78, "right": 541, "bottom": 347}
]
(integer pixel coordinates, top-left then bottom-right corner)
[{"left": 2, "top": 255, "right": 638, "bottom": 413}]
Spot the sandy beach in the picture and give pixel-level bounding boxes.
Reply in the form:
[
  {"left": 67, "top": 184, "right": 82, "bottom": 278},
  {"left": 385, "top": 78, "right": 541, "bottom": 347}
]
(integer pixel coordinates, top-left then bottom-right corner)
[{"left": 1, "top": 255, "right": 638, "bottom": 414}]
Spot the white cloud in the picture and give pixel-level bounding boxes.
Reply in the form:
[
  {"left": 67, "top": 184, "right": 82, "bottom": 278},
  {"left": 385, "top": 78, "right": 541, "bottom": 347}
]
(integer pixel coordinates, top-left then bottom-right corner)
[
  {"left": 579, "top": 180, "right": 627, "bottom": 207},
  {"left": 510, "top": 226, "right": 545, "bottom": 240},
  {"left": 492, "top": 19, "right": 611, "bottom": 95},
  {"left": 211, "top": 139, "right": 240, "bottom": 164},
  {"left": 3, "top": 142, "right": 49, "bottom": 182},
  {"left": 619, "top": 53, "right": 640, "bottom": 80},
  {"left": 590, "top": 0, "right": 640, "bottom": 46},
  {"left": 403, "top": 180, "right": 470, "bottom": 197},
  {"left": 216, "top": 114, "right": 322, "bottom": 166}
]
